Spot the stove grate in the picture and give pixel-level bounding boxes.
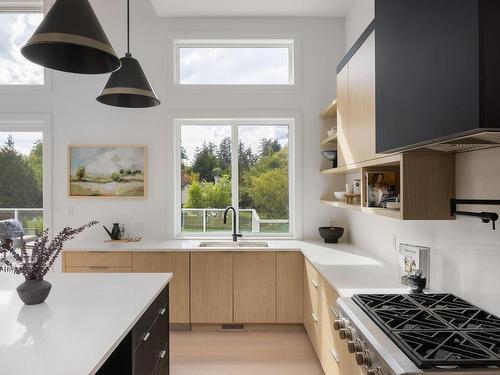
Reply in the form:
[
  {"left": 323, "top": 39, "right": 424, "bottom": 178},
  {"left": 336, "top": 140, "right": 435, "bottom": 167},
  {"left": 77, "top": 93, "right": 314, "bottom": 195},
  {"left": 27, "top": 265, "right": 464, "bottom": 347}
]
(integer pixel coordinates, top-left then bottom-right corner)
[{"left": 352, "top": 293, "right": 500, "bottom": 369}]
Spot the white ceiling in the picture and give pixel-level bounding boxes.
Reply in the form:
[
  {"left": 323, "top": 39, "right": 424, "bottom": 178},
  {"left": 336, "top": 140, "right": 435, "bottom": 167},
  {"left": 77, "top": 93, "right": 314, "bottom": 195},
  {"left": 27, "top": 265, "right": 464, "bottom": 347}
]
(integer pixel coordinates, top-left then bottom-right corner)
[{"left": 150, "top": 0, "right": 351, "bottom": 18}]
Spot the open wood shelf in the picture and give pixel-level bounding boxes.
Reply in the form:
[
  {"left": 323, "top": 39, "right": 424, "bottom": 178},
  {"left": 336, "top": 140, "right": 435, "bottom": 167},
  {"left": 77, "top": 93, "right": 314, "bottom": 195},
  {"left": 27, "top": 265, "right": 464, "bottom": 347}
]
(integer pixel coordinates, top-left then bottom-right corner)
[
  {"left": 320, "top": 154, "right": 401, "bottom": 175},
  {"left": 320, "top": 199, "right": 402, "bottom": 219},
  {"left": 320, "top": 100, "right": 337, "bottom": 119},
  {"left": 320, "top": 134, "right": 337, "bottom": 146}
]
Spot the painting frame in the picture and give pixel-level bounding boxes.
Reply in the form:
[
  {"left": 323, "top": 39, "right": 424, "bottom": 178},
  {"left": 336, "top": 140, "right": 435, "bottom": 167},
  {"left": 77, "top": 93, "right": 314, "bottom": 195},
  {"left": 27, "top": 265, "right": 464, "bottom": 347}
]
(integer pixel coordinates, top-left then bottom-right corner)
[{"left": 68, "top": 144, "right": 147, "bottom": 198}]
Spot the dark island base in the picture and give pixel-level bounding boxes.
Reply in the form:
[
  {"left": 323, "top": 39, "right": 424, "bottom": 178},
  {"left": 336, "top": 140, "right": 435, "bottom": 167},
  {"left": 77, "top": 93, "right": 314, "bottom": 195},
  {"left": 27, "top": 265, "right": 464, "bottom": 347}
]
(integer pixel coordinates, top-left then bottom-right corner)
[{"left": 97, "top": 285, "right": 169, "bottom": 375}]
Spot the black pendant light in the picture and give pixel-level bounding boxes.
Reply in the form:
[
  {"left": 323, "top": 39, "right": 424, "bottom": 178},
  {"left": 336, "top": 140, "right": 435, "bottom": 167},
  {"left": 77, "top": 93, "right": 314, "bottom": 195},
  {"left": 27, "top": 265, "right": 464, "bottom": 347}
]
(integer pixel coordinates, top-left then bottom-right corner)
[
  {"left": 21, "top": 0, "right": 121, "bottom": 74},
  {"left": 96, "top": 0, "right": 160, "bottom": 108}
]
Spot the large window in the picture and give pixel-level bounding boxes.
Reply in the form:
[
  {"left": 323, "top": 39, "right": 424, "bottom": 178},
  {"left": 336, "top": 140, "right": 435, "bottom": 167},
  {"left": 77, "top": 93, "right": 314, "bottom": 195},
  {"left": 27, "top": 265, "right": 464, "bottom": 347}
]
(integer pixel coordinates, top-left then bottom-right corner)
[
  {"left": 0, "top": 131, "right": 44, "bottom": 233},
  {"left": 177, "top": 119, "right": 293, "bottom": 237},
  {"left": 0, "top": 10, "right": 44, "bottom": 85},
  {"left": 175, "top": 39, "right": 294, "bottom": 86}
]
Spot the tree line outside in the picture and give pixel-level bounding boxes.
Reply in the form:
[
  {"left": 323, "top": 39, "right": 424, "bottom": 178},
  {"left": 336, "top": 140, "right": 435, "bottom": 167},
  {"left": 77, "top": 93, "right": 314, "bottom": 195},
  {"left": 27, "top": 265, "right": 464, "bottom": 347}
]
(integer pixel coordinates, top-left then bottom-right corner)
[
  {"left": 181, "top": 136, "right": 289, "bottom": 233},
  {"left": 0, "top": 135, "right": 43, "bottom": 233}
]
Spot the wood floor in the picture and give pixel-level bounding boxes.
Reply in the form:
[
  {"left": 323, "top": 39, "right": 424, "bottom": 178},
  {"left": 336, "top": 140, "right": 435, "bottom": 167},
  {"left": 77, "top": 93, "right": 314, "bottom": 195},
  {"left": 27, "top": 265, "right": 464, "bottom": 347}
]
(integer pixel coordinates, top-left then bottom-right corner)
[{"left": 170, "top": 328, "right": 324, "bottom": 375}]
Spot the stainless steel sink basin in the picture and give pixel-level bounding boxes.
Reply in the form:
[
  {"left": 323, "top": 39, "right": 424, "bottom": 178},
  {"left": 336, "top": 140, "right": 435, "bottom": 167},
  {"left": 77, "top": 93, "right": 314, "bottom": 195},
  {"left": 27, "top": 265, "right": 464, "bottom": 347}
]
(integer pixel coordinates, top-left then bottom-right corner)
[{"left": 199, "top": 241, "right": 269, "bottom": 248}]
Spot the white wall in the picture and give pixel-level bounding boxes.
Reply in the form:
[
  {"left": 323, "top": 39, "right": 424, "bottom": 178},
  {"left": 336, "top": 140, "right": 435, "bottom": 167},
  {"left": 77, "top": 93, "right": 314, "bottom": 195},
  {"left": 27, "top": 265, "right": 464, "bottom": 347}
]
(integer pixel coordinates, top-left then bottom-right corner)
[
  {"left": 0, "top": 1, "right": 345, "bottom": 241},
  {"left": 342, "top": 0, "right": 500, "bottom": 315}
]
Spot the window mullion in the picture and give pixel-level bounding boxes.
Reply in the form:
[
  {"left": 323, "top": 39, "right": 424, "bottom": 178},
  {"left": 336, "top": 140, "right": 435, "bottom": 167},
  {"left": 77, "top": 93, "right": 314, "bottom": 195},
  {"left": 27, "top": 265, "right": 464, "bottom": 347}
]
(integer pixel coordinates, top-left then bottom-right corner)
[{"left": 230, "top": 123, "right": 239, "bottom": 233}]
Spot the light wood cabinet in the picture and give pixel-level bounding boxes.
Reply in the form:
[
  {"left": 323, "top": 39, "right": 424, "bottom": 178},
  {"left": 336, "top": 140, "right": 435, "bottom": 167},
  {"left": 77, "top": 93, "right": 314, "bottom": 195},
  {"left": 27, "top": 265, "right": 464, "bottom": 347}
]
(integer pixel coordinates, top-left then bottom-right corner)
[
  {"left": 190, "top": 252, "right": 233, "bottom": 323},
  {"left": 336, "top": 65, "right": 350, "bottom": 167},
  {"left": 64, "top": 251, "right": 133, "bottom": 269},
  {"left": 348, "top": 33, "right": 377, "bottom": 163},
  {"left": 133, "top": 252, "right": 190, "bottom": 324},
  {"left": 336, "top": 31, "right": 379, "bottom": 167},
  {"left": 234, "top": 252, "right": 276, "bottom": 323},
  {"left": 303, "top": 258, "right": 322, "bottom": 357},
  {"left": 276, "top": 252, "right": 303, "bottom": 323}
]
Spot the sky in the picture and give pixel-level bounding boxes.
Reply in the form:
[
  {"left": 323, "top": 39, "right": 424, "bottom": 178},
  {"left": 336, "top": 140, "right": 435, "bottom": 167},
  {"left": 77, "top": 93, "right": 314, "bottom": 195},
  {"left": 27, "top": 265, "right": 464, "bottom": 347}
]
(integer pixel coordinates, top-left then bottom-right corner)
[
  {"left": 181, "top": 125, "right": 289, "bottom": 165},
  {"left": 0, "top": 132, "right": 42, "bottom": 155},
  {"left": 70, "top": 147, "right": 145, "bottom": 177},
  {"left": 179, "top": 47, "right": 290, "bottom": 85},
  {"left": 0, "top": 12, "right": 43, "bottom": 85}
]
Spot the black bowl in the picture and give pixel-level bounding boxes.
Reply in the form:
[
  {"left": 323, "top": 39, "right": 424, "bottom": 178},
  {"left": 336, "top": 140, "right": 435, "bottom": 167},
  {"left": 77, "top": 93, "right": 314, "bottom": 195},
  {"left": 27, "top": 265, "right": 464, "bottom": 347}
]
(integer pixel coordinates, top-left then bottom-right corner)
[{"left": 318, "top": 227, "right": 344, "bottom": 243}]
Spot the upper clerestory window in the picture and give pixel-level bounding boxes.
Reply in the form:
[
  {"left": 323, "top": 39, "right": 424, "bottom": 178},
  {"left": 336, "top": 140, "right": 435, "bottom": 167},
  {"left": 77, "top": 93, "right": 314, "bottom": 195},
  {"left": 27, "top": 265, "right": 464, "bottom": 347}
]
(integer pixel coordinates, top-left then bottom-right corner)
[{"left": 174, "top": 39, "right": 295, "bottom": 87}]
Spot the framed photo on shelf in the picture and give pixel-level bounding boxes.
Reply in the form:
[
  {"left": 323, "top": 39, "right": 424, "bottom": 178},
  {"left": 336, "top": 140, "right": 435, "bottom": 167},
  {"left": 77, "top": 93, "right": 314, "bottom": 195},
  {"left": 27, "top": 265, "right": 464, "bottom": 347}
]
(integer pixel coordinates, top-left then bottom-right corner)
[
  {"left": 68, "top": 145, "right": 147, "bottom": 198},
  {"left": 365, "top": 171, "right": 397, "bottom": 207}
]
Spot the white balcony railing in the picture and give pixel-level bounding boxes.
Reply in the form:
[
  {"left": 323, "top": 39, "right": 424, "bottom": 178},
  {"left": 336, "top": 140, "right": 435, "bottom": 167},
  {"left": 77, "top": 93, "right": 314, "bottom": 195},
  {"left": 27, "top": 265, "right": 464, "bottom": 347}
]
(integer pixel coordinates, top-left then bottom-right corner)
[{"left": 181, "top": 208, "right": 288, "bottom": 233}]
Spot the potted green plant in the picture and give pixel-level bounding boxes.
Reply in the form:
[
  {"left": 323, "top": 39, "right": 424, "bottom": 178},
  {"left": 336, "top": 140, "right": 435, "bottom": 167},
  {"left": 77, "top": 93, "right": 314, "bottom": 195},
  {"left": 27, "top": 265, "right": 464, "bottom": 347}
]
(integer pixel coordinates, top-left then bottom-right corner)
[{"left": 0, "top": 221, "right": 98, "bottom": 305}]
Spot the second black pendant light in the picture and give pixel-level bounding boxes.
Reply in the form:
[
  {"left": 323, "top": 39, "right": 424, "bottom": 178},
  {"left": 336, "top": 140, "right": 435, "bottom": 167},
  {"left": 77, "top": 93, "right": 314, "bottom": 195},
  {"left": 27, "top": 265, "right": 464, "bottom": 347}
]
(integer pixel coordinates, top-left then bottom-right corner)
[{"left": 97, "top": 0, "right": 160, "bottom": 108}]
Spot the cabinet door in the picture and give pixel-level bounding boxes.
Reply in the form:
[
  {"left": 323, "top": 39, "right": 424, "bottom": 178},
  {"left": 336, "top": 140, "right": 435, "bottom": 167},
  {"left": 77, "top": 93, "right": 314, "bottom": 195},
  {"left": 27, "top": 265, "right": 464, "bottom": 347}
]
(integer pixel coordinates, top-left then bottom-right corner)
[
  {"left": 336, "top": 65, "right": 350, "bottom": 167},
  {"left": 234, "top": 252, "right": 276, "bottom": 323},
  {"left": 276, "top": 252, "right": 303, "bottom": 323},
  {"left": 190, "top": 252, "right": 233, "bottom": 323},
  {"left": 133, "top": 252, "right": 190, "bottom": 324},
  {"left": 348, "top": 32, "right": 378, "bottom": 163},
  {"left": 64, "top": 251, "right": 133, "bottom": 268},
  {"left": 303, "top": 259, "right": 322, "bottom": 360}
]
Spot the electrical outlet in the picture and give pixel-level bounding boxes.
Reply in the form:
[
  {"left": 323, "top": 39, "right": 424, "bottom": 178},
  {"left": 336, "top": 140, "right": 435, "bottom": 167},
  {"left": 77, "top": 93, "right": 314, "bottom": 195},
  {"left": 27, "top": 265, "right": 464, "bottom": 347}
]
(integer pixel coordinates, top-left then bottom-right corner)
[{"left": 68, "top": 207, "right": 74, "bottom": 217}]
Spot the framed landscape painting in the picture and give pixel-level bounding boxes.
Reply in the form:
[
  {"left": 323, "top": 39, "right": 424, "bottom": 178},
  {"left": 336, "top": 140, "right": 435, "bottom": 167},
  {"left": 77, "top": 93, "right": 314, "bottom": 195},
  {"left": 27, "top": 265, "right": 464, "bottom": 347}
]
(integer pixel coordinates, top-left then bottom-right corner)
[{"left": 68, "top": 145, "right": 147, "bottom": 198}]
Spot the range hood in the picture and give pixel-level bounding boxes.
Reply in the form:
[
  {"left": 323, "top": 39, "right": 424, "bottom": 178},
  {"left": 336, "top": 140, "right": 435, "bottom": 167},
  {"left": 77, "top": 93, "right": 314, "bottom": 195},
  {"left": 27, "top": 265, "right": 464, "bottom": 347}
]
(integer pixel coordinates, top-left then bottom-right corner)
[{"left": 424, "top": 131, "right": 500, "bottom": 153}]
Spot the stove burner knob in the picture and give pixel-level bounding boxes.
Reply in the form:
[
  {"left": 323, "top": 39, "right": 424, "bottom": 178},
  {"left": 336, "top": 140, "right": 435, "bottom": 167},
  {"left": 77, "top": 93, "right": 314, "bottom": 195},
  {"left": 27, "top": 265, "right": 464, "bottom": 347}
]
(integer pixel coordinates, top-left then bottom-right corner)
[
  {"left": 355, "top": 351, "right": 371, "bottom": 367},
  {"left": 333, "top": 318, "right": 348, "bottom": 330},
  {"left": 339, "top": 328, "right": 353, "bottom": 340},
  {"left": 347, "top": 339, "right": 363, "bottom": 353}
]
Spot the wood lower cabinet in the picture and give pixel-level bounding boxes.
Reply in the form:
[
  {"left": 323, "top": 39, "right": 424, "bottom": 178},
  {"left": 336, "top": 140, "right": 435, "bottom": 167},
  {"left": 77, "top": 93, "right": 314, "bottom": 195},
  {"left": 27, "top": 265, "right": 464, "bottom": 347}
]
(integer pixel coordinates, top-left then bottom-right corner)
[
  {"left": 234, "top": 252, "right": 276, "bottom": 323},
  {"left": 276, "top": 252, "right": 303, "bottom": 323},
  {"left": 190, "top": 252, "right": 233, "bottom": 323},
  {"left": 133, "top": 252, "right": 190, "bottom": 324},
  {"left": 304, "top": 258, "right": 350, "bottom": 375},
  {"left": 63, "top": 251, "right": 133, "bottom": 269}
]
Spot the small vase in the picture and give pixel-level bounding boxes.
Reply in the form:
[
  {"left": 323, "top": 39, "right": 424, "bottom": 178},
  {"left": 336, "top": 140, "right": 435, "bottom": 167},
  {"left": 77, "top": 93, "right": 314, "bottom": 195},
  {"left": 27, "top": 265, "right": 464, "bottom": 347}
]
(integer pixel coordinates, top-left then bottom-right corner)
[{"left": 16, "top": 279, "right": 52, "bottom": 305}]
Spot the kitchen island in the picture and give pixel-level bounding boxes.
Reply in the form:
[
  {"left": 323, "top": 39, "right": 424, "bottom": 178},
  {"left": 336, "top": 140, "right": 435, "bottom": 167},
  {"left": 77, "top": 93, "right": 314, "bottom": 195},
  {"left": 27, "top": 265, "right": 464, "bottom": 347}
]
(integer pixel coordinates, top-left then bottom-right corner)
[{"left": 0, "top": 273, "right": 172, "bottom": 375}]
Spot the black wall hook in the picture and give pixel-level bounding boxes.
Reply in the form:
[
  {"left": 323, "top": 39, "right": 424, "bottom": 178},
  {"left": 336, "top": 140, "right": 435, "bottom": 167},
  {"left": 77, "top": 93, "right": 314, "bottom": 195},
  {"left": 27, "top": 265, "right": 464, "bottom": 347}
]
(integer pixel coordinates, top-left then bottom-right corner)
[{"left": 450, "top": 199, "right": 500, "bottom": 230}]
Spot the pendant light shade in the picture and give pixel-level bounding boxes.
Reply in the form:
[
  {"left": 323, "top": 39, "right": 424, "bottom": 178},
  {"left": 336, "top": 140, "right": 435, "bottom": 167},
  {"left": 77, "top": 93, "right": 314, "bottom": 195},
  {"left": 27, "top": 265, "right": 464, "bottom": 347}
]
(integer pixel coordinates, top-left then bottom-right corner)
[
  {"left": 21, "top": 0, "right": 121, "bottom": 74},
  {"left": 96, "top": 0, "right": 160, "bottom": 108},
  {"left": 96, "top": 53, "right": 160, "bottom": 108}
]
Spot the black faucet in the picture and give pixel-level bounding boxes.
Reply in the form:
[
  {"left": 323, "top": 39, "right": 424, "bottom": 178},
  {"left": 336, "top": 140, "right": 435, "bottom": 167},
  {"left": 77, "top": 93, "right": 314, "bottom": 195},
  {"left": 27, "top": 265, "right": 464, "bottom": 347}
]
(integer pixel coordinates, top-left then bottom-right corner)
[{"left": 223, "top": 206, "right": 242, "bottom": 242}]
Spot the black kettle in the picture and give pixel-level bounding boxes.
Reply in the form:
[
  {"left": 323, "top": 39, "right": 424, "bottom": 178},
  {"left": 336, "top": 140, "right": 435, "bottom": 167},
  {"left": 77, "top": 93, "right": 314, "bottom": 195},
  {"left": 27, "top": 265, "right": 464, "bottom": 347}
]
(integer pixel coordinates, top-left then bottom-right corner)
[{"left": 103, "top": 223, "right": 121, "bottom": 240}]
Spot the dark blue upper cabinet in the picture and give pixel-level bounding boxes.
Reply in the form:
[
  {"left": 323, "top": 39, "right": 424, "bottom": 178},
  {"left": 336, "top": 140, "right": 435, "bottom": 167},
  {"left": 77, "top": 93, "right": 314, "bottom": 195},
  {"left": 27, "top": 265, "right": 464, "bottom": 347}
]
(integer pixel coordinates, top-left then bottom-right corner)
[{"left": 375, "top": 0, "right": 500, "bottom": 153}]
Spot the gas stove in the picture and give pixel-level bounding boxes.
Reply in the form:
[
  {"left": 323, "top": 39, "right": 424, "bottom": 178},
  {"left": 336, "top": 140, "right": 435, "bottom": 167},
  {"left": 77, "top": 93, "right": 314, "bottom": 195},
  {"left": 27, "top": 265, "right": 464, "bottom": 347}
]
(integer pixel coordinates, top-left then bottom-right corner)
[{"left": 336, "top": 293, "right": 500, "bottom": 375}]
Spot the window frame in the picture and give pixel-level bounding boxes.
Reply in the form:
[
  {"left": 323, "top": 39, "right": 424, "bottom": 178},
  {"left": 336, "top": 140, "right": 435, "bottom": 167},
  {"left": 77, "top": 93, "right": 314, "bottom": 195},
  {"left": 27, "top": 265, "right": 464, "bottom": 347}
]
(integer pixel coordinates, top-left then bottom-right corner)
[
  {"left": 0, "top": 4, "right": 52, "bottom": 93},
  {"left": 0, "top": 113, "right": 53, "bottom": 235},
  {"left": 168, "top": 32, "right": 301, "bottom": 93},
  {"left": 173, "top": 115, "right": 301, "bottom": 239}
]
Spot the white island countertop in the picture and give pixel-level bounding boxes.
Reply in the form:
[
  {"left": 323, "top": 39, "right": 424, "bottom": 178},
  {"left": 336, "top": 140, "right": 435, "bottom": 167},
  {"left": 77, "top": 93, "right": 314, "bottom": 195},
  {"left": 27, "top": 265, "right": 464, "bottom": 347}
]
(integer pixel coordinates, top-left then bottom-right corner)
[
  {"left": 0, "top": 273, "right": 172, "bottom": 375},
  {"left": 65, "top": 239, "right": 408, "bottom": 297}
]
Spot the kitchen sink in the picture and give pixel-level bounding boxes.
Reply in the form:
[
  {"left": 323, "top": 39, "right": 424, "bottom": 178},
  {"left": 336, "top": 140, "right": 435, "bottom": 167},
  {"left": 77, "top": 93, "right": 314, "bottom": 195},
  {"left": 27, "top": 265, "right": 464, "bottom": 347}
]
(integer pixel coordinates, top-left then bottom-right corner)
[{"left": 199, "top": 241, "right": 269, "bottom": 248}]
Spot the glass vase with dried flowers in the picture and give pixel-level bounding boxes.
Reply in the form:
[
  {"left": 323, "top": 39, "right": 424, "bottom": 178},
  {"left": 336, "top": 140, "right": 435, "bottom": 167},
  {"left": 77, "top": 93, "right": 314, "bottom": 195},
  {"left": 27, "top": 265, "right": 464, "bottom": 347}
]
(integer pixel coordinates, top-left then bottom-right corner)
[{"left": 0, "top": 220, "right": 98, "bottom": 305}]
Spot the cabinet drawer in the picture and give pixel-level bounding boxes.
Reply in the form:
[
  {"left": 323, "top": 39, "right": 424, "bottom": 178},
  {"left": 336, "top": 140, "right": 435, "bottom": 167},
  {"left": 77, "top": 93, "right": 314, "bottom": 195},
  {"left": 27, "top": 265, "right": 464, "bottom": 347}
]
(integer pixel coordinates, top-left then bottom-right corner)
[
  {"left": 65, "top": 266, "right": 132, "bottom": 273},
  {"left": 321, "top": 338, "right": 342, "bottom": 375},
  {"left": 64, "top": 251, "right": 133, "bottom": 268},
  {"left": 133, "top": 286, "right": 169, "bottom": 350},
  {"left": 320, "top": 276, "right": 341, "bottom": 345},
  {"left": 151, "top": 342, "right": 169, "bottom": 375},
  {"left": 304, "top": 301, "right": 322, "bottom": 360},
  {"left": 135, "top": 308, "right": 169, "bottom": 375},
  {"left": 304, "top": 259, "right": 321, "bottom": 325}
]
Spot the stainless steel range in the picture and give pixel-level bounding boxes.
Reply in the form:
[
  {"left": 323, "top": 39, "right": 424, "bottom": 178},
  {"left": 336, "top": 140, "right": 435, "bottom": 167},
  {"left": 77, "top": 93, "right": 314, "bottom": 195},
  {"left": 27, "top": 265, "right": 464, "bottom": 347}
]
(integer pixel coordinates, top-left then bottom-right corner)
[{"left": 336, "top": 293, "right": 500, "bottom": 375}]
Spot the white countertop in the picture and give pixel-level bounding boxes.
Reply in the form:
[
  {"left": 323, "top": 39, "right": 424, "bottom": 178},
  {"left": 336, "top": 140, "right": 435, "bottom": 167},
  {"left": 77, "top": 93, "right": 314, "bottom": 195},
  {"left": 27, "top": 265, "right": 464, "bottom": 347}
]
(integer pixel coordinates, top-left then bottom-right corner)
[
  {"left": 65, "top": 239, "right": 408, "bottom": 297},
  {"left": 0, "top": 273, "right": 173, "bottom": 375}
]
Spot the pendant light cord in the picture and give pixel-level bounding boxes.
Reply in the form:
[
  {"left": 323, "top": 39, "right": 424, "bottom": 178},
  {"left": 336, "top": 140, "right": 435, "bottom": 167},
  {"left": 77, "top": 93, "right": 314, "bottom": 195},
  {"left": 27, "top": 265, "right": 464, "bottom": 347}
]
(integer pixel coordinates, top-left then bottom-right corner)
[{"left": 126, "top": 0, "right": 130, "bottom": 56}]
